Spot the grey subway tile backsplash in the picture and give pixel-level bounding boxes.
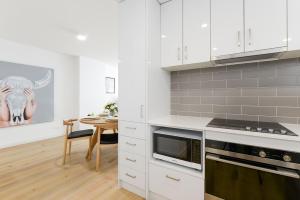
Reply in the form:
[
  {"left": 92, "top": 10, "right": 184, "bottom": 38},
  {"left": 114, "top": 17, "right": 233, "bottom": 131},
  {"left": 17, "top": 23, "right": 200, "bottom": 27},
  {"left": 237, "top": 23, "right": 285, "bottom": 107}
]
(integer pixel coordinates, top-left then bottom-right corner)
[
  {"left": 190, "top": 104, "right": 213, "bottom": 113},
  {"left": 170, "top": 58, "right": 300, "bottom": 124},
  {"left": 277, "top": 107, "right": 300, "bottom": 118},
  {"left": 201, "top": 80, "right": 226, "bottom": 89},
  {"left": 213, "top": 70, "right": 241, "bottom": 80},
  {"left": 213, "top": 88, "right": 241, "bottom": 96},
  {"left": 259, "top": 97, "right": 298, "bottom": 107},
  {"left": 277, "top": 87, "right": 300, "bottom": 96},
  {"left": 213, "top": 105, "right": 241, "bottom": 115},
  {"left": 201, "top": 96, "right": 226, "bottom": 105},
  {"left": 242, "top": 88, "right": 276, "bottom": 96},
  {"left": 227, "top": 79, "right": 258, "bottom": 88},
  {"left": 179, "top": 97, "right": 200, "bottom": 105},
  {"left": 226, "top": 97, "right": 258, "bottom": 106},
  {"left": 242, "top": 106, "right": 276, "bottom": 116},
  {"left": 189, "top": 89, "right": 213, "bottom": 96}
]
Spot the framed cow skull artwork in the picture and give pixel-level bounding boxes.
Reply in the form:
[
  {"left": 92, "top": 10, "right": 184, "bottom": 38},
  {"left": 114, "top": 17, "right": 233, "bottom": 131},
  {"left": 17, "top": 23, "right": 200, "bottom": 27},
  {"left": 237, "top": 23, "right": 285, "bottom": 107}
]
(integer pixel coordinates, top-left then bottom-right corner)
[{"left": 0, "top": 61, "right": 54, "bottom": 128}]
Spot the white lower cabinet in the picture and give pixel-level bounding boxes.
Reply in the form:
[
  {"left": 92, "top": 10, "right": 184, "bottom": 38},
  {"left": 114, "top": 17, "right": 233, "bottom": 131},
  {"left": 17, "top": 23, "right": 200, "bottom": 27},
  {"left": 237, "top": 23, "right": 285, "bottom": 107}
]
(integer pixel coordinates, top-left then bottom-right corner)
[
  {"left": 119, "top": 136, "right": 146, "bottom": 156},
  {"left": 119, "top": 151, "right": 146, "bottom": 173},
  {"left": 119, "top": 121, "right": 146, "bottom": 140},
  {"left": 118, "top": 121, "right": 146, "bottom": 197},
  {"left": 119, "top": 166, "right": 146, "bottom": 190},
  {"left": 149, "top": 163, "right": 204, "bottom": 200}
]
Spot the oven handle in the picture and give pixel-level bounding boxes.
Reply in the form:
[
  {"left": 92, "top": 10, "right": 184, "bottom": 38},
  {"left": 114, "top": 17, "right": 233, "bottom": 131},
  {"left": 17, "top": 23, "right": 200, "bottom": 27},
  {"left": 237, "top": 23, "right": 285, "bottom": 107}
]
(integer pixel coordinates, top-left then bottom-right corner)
[{"left": 206, "top": 154, "right": 300, "bottom": 179}]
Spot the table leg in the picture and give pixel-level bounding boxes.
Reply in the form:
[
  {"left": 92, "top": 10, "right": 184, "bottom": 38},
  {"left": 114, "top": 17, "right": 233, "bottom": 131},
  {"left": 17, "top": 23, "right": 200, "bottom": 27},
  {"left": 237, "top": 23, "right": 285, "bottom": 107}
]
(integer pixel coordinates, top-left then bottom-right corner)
[
  {"left": 96, "top": 128, "right": 104, "bottom": 171},
  {"left": 86, "top": 127, "right": 99, "bottom": 159}
]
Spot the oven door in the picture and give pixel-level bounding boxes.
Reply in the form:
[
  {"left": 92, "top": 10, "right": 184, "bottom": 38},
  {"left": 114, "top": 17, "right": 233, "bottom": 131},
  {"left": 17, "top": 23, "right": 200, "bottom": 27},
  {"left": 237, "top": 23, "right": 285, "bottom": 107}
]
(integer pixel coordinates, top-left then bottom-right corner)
[
  {"left": 153, "top": 133, "right": 191, "bottom": 163},
  {"left": 205, "top": 153, "right": 300, "bottom": 200}
]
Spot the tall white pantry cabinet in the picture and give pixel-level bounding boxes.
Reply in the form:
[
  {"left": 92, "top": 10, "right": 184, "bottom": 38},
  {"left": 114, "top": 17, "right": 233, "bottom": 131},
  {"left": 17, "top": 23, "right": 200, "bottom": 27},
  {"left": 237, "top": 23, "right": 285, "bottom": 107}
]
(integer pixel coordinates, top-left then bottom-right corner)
[{"left": 118, "top": 0, "right": 170, "bottom": 198}]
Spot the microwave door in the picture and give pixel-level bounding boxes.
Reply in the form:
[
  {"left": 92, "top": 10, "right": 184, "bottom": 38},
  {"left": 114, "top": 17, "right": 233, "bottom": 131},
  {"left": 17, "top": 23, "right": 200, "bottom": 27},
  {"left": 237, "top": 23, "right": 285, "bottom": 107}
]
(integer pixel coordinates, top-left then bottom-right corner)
[{"left": 153, "top": 133, "right": 191, "bottom": 162}]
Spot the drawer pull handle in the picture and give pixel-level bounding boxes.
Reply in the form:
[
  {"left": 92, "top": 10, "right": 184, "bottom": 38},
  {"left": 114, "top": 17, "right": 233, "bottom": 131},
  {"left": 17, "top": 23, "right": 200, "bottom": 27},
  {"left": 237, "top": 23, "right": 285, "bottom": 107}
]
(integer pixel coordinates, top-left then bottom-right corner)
[
  {"left": 126, "top": 157, "right": 137, "bottom": 162},
  {"left": 126, "top": 173, "right": 136, "bottom": 179},
  {"left": 125, "top": 127, "right": 136, "bottom": 130},
  {"left": 126, "top": 142, "right": 137, "bottom": 146},
  {"left": 166, "top": 175, "right": 180, "bottom": 182}
]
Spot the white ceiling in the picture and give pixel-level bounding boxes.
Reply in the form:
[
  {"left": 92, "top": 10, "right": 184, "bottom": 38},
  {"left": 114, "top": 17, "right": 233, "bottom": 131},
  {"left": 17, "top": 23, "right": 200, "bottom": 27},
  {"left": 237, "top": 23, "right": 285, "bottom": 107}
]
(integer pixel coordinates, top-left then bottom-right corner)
[{"left": 0, "top": 0, "right": 118, "bottom": 65}]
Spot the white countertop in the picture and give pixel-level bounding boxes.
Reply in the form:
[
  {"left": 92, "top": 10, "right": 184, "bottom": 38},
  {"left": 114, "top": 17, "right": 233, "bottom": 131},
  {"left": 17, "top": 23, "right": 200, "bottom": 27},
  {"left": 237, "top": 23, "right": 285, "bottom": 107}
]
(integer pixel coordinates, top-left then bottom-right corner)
[{"left": 148, "top": 115, "right": 300, "bottom": 143}]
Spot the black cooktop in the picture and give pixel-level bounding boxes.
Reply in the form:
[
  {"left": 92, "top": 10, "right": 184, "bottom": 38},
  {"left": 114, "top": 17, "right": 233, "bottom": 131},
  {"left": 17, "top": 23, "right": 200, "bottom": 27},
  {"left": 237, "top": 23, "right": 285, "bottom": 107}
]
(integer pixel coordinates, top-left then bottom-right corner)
[{"left": 207, "top": 118, "right": 297, "bottom": 136}]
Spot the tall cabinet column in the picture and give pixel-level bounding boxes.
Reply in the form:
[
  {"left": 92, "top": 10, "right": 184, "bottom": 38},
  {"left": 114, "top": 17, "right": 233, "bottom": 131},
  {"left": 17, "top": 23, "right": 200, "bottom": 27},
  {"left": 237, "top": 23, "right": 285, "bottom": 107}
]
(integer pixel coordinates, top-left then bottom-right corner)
[{"left": 118, "top": 0, "right": 170, "bottom": 198}]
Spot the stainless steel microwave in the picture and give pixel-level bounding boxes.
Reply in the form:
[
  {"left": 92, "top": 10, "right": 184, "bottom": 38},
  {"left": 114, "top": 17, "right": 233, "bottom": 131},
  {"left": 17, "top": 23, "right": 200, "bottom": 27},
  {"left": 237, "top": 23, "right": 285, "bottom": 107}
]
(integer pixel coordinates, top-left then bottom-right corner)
[{"left": 153, "top": 128, "right": 202, "bottom": 170}]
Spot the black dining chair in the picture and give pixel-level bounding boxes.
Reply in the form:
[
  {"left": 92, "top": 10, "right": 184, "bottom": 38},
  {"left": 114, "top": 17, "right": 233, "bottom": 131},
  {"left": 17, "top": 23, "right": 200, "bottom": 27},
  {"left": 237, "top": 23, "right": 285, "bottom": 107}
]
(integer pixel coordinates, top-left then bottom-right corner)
[{"left": 62, "top": 119, "right": 94, "bottom": 164}]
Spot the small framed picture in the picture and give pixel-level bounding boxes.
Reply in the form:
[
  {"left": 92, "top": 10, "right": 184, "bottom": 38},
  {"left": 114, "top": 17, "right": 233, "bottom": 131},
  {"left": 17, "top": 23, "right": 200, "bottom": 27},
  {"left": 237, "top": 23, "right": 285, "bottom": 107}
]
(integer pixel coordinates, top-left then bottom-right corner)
[{"left": 105, "top": 77, "right": 115, "bottom": 94}]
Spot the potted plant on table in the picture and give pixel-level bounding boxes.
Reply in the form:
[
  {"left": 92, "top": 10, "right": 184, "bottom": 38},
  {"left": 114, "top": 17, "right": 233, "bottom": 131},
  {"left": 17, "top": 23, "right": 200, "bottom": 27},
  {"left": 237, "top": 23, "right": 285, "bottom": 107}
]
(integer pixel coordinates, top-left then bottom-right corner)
[{"left": 104, "top": 102, "right": 118, "bottom": 117}]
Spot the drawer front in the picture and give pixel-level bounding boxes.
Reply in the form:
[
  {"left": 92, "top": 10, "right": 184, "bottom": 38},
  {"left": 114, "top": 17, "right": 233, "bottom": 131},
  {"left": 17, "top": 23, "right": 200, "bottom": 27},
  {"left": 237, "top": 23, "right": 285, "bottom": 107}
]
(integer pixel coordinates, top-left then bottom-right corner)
[
  {"left": 119, "top": 166, "right": 145, "bottom": 190},
  {"left": 119, "top": 136, "right": 145, "bottom": 156},
  {"left": 119, "top": 151, "right": 145, "bottom": 172},
  {"left": 119, "top": 121, "right": 146, "bottom": 139},
  {"left": 149, "top": 164, "right": 204, "bottom": 200}
]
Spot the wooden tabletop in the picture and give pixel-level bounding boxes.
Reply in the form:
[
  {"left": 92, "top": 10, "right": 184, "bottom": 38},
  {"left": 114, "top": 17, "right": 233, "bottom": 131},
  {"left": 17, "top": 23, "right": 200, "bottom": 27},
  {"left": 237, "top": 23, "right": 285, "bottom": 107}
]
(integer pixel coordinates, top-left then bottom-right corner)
[{"left": 80, "top": 117, "right": 118, "bottom": 126}]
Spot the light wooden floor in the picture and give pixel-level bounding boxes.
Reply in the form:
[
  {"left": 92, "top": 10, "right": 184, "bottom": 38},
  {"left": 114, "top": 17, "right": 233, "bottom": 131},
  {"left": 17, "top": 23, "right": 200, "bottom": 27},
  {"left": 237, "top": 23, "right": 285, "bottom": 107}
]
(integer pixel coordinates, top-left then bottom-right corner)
[{"left": 0, "top": 136, "right": 143, "bottom": 200}]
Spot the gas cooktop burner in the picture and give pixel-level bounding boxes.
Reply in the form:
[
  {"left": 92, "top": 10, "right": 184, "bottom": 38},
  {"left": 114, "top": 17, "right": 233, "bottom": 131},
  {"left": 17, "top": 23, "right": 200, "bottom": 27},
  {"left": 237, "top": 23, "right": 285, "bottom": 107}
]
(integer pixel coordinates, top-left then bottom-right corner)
[{"left": 207, "top": 118, "right": 297, "bottom": 136}]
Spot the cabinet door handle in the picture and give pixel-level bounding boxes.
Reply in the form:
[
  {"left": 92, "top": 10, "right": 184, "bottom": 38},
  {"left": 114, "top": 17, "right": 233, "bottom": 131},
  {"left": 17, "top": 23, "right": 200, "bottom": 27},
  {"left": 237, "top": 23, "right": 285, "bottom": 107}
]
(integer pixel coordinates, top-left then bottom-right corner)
[
  {"left": 140, "top": 104, "right": 144, "bottom": 119},
  {"left": 126, "top": 173, "right": 136, "bottom": 179},
  {"left": 126, "top": 157, "right": 137, "bottom": 163},
  {"left": 248, "top": 28, "right": 252, "bottom": 46},
  {"left": 125, "top": 127, "right": 136, "bottom": 130},
  {"left": 166, "top": 175, "right": 181, "bottom": 182},
  {"left": 184, "top": 46, "right": 188, "bottom": 60},
  {"left": 237, "top": 31, "right": 241, "bottom": 47},
  {"left": 177, "top": 47, "right": 181, "bottom": 61},
  {"left": 126, "top": 142, "right": 137, "bottom": 146}
]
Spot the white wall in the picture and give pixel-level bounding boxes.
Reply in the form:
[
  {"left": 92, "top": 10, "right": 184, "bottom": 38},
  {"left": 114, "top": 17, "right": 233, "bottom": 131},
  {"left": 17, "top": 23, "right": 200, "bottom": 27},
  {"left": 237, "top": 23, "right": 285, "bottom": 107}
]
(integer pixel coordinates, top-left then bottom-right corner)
[
  {"left": 79, "top": 56, "right": 118, "bottom": 118},
  {"left": 0, "top": 38, "right": 79, "bottom": 148}
]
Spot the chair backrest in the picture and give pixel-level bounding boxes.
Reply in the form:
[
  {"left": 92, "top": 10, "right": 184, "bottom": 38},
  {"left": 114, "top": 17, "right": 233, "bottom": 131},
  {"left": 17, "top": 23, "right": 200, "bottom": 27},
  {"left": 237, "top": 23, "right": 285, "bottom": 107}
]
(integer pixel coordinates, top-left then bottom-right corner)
[{"left": 63, "top": 119, "right": 78, "bottom": 136}]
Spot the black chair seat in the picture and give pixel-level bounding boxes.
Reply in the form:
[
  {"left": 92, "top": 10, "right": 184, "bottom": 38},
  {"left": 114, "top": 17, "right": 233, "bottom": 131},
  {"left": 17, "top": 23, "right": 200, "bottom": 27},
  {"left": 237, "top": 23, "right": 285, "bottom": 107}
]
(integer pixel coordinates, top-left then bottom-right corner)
[
  {"left": 68, "top": 129, "right": 93, "bottom": 139},
  {"left": 100, "top": 133, "right": 118, "bottom": 144}
]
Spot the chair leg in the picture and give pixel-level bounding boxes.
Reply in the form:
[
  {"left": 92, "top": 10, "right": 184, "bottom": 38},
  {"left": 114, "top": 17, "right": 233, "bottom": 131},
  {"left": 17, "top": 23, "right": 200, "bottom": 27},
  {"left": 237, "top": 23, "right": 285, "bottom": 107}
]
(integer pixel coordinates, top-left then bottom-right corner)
[
  {"left": 68, "top": 141, "right": 72, "bottom": 155},
  {"left": 88, "top": 136, "right": 92, "bottom": 160},
  {"left": 63, "top": 138, "right": 68, "bottom": 165}
]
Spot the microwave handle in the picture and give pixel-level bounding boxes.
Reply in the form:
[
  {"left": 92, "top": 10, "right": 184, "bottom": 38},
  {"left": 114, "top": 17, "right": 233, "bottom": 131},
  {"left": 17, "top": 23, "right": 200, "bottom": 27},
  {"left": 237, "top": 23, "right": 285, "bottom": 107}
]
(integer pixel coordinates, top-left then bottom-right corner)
[{"left": 206, "top": 154, "right": 300, "bottom": 179}]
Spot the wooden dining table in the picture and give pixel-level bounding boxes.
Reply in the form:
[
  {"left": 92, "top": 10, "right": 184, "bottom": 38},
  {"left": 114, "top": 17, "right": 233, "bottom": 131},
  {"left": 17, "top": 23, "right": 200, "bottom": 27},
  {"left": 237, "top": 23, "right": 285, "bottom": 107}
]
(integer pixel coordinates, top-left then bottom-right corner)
[{"left": 80, "top": 117, "right": 118, "bottom": 170}]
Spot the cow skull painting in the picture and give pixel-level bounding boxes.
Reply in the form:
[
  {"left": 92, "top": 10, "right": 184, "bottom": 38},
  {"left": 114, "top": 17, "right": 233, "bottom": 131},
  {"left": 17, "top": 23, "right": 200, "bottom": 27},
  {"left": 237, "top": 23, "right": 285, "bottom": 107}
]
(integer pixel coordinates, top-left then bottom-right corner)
[{"left": 0, "top": 70, "right": 52, "bottom": 126}]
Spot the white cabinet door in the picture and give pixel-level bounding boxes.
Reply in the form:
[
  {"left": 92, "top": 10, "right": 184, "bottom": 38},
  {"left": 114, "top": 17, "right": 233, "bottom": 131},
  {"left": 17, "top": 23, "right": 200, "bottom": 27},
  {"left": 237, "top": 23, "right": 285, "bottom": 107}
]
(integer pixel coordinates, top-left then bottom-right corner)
[
  {"left": 119, "top": 0, "right": 146, "bottom": 123},
  {"left": 244, "top": 0, "right": 287, "bottom": 52},
  {"left": 149, "top": 164, "right": 204, "bottom": 200},
  {"left": 183, "top": 0, "right": 210, "bottom": 64},
  {"left": 161, "top": 0, "right": 182, "bottom": 67},
  {"left": 288, "top": 0, "right": 300, "bottom": 51},
  {"left": 211, "top": 0, "right": 244, "bottom": 59}
]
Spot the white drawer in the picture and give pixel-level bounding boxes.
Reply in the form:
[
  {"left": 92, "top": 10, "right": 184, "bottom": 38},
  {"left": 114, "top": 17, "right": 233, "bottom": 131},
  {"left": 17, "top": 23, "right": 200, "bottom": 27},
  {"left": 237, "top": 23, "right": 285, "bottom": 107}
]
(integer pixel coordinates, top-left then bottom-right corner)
[
  {"left": 119, "top": 121, "right": 146, "bottom": 139},
  {"left": 149, "top": 164, "right": 204, "bottom": 200},
  {"left": 119, "top": 136, "right": 145, "bottom": 156},
  {"left": 119, "top": 151, "right": 145, "bottom": 172},
  {"left": 119, "top": 166, "right": 145, "bottom": 190}
]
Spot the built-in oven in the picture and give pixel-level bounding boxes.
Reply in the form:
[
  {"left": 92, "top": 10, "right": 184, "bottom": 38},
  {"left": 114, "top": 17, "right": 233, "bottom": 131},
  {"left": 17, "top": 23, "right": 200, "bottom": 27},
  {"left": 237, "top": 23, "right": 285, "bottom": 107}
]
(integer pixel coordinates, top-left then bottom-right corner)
[
  {"left": 153, "top": 128, "right": 202, "bottom": 170},
  {"left": 205, "top": 139, "right": 300, "bottom": 200}
]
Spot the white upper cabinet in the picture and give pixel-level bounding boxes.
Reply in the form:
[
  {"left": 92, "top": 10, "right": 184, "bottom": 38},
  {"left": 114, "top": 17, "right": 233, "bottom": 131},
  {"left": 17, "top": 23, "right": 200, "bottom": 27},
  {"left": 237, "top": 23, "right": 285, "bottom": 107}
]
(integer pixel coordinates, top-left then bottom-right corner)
[
  {"left": 183, "top": 0, "right": 210, "bottom": 64},
  {"left": 211, "top": 0, "right": 287, "bottom": 59},
  {"left": 288, "top": 0, "right": 300, "bottom": 51},
  {"left": 161, "top": 0, "right": 210, "bottom": 67},
  {"left": 211, "top": 0, "right": 244, "bottom": 59},
  {"left": 119, "top": 0, "right": 146, "bottom": 123},
  {"left": 244, "top": 0, "right": 287, "bottom": 52},
  {"left": 161, "top": 0, "right": 182, "bottom": 67}
]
